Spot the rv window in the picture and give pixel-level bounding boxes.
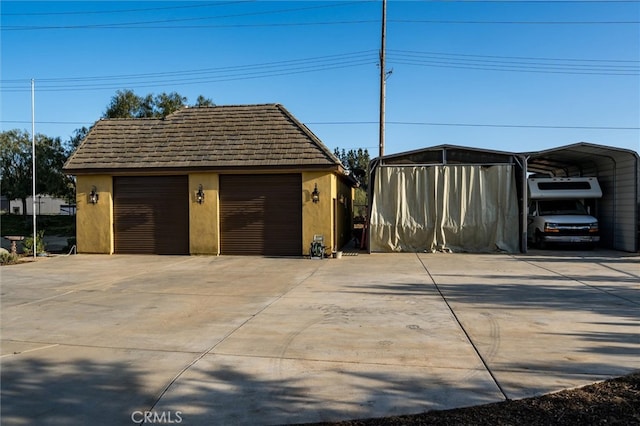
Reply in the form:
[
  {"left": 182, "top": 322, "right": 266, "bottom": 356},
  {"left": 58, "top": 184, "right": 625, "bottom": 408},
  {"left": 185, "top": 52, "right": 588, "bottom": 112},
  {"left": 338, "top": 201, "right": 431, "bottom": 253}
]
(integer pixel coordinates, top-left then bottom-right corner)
[
  {"left": 537, "top": 181, "right": 591, "bottom": 190},
  {"left": 539, "top": 200, "right": 588, "bottom": 216}
]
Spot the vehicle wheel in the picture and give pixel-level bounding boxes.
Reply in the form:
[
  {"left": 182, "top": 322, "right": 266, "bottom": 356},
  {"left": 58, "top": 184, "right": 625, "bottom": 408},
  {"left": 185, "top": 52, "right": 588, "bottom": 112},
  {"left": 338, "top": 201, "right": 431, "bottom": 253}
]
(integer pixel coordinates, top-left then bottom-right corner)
[{"left": 535, "top": 231, "right": 547, "bottom": 249}]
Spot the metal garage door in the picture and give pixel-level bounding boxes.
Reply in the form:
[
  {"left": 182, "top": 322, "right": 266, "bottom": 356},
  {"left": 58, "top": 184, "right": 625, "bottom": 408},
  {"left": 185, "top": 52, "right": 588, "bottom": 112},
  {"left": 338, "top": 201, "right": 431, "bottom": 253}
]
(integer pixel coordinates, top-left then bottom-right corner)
[
  {"left": 220, "top": 174, "right": 302, "bottom": 256},
  {"left": 114, "top": 176, "right": 189, "bottom": 255}
]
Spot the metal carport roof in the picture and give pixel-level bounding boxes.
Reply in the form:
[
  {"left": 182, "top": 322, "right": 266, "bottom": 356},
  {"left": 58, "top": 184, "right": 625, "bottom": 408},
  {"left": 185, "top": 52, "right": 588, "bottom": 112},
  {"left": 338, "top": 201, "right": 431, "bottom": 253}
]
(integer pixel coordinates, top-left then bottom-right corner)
[{"left": 525, "top": 142, "right": 639, "bottom": 252}]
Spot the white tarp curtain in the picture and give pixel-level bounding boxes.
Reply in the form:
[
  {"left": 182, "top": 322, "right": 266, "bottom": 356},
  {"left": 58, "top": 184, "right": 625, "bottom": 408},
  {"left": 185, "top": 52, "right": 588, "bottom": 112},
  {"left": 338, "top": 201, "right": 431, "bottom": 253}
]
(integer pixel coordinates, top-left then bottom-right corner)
[{"left": 370, "top": 165, "right": 519, "bottom": 253}]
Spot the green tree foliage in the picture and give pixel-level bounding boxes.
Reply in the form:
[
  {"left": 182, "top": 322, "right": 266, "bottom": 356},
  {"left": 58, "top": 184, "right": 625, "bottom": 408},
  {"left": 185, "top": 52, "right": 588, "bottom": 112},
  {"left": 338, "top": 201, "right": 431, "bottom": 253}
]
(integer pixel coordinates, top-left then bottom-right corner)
[
  {"left": 153, "top": 92, "right": 187, "bottom": 117},
  {"left": 333, "top": 147, "right": 370, "bottom": 188},
  {"left": 1, "top": 130, "right": 74, "bottom": 215},
  {"left": 195, "top": 95, "right": 215, "bottom": 107},
  {"left": 334, "top": 147, "right": 370, "bottom": 217},
  {"left": 103, "top": 89, "right": 146, "bottom": 118},
  {"left": 67, "top": 127, "right": 89, "bottom": 152},
  {"left": 1, "top": 130, "right": 31, "bottom": 214},
  {"left": 103, "top": 89, "right": 214, "bottom": 119}
]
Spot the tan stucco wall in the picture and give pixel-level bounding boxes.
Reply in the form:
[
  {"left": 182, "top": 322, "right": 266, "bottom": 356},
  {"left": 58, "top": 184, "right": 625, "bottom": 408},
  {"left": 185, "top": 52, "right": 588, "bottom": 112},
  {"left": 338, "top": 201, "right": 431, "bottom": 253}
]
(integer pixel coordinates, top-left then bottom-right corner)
[
  {"left": 189, "top": 173, "right": 220, "bottom": 255},
  {"left": 75, "top": 171, "right": 346, "bottom": 257},
  {"left": 76, "top": 175, "right": 113, "bottom": 254},
  {"left": 302, "top": 172, "right": 336, "bottom": 254}
]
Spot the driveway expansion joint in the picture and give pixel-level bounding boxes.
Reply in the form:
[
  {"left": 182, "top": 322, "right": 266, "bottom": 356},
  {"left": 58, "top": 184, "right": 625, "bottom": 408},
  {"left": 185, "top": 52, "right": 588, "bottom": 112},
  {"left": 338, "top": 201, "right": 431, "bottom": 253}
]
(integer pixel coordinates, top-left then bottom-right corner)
[{"left": 416, "top": 253, "right": 510, "bottom": 401}]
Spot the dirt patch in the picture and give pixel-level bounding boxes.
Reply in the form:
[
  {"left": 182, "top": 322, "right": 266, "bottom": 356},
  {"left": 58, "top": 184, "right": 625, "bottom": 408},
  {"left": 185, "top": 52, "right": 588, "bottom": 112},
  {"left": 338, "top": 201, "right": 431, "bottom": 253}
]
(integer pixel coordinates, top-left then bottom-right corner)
[{"left": 310, "top": 372, "right": 640, "bottom": 425}]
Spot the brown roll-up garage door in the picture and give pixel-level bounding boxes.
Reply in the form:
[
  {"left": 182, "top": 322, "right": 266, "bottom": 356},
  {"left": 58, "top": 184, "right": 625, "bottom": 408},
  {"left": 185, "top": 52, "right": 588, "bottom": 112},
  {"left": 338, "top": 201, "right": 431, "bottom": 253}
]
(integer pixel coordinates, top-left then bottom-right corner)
[
  {"left": 220, "top": 174, "right": 302, "bottom": 256},
  {"left": 114, "top": 176, "right": 189, "bottom": 255}
]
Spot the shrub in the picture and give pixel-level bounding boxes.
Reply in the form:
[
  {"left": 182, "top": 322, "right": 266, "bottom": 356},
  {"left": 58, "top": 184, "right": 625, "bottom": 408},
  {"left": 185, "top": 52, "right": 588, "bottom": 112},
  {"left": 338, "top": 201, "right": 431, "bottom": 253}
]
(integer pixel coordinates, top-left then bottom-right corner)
[
  {"left": 23, "top": 230, "right": 46, "bottom": 255},
  {"left": 0, "top": 251, "right": 19, "bottom": 265}
]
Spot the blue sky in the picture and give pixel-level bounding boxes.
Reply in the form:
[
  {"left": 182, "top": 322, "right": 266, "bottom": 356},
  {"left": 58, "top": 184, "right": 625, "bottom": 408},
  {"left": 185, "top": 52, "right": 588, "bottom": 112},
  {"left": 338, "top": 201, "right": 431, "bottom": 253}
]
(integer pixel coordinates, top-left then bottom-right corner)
[{"left": 1, "top": 0, "right": 639, "bottom": 157}]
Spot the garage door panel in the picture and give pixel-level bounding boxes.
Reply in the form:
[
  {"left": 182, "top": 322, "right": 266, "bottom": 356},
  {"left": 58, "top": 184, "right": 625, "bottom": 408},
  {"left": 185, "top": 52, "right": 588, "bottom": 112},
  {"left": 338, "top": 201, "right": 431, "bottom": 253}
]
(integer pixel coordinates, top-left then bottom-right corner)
[
  {"left": 114, "top": 176, "right": 189, "bottom": 255},
  {"left": 220, "top": 174, "right": 301, "bottom": 256}
]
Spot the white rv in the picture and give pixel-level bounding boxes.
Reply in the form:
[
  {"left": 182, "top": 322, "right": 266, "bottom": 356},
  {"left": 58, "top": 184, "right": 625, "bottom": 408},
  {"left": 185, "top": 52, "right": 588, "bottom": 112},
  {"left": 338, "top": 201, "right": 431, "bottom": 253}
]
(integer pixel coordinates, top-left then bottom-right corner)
[{"left": 527, "top": 177, "right": 602, "bottom": 249}]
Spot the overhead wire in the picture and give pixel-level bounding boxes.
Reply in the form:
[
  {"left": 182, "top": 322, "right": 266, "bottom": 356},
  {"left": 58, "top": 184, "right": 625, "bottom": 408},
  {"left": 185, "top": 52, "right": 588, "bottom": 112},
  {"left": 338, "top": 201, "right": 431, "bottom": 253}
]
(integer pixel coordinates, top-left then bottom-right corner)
[
  {"left": 0, "top": 1, "right": 252, "bottom": 16},
  {"left": 3, "top": 0, "right": 639, "bottom": 31},
  {"left": 390, "top": 19, "right": 639, "bottom": 25},
  {"left": 2, "top": 119, "right": 637, "bottom": 131},
  {"left": 306, "top": 121, "right": 639, "bottom": 130},
  {"left": 2, "top": 1, "right": 637, "bottom": 133},
  {"left": 0, "top": 51, "right": 379, "bottom": 92},
  {"left": 1, "top": 1, "right": 372, "bottom": 31},
  {"left": 4, "top": 19, "right": 638, "bottom": 31},
  {"left": 2, "top": 47, "right": 636, "bottom": 93},
  {"left": 387, "top": 50, "right": 640, "bottom": 75}
]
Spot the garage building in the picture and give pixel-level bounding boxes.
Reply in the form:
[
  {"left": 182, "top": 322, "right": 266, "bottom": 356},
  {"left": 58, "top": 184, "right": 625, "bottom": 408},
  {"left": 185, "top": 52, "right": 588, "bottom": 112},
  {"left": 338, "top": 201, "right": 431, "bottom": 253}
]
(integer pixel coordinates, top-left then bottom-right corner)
[{"left": 64, "top": 104, "right": 356, "bottom": 256}]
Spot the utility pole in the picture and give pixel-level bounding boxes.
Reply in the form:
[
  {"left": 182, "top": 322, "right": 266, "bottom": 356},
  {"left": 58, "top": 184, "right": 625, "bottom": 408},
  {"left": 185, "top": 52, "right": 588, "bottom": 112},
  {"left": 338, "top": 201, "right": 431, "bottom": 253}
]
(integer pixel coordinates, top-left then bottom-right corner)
[{"left": 378, "top": 0, "right": 387, "bottom": 158}]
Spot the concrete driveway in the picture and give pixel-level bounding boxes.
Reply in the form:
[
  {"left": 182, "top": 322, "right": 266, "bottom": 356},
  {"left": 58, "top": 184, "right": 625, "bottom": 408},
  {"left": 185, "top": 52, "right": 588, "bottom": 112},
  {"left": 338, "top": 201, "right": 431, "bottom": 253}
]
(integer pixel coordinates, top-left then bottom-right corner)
[{"left": 1, "top": 251, "right": 638, "bottom": 425}]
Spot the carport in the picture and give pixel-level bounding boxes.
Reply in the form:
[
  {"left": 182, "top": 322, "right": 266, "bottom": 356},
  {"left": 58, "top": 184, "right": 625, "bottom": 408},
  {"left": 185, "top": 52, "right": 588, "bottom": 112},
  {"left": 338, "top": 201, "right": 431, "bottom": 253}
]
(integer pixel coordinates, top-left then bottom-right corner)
[
  {"left": 525, "top": 142, "right": 639, "bottom": 253},
  {"left": 369, "top": 142, "right": 639, "bottom": 254},
  {"left": 368, "top": 145, "right": 526, "bottom": 253}
]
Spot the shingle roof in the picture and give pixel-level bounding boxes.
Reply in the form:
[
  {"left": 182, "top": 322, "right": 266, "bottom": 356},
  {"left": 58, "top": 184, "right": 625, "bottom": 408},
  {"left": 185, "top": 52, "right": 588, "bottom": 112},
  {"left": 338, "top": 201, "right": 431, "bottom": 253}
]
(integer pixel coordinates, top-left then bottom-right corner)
[{"left": 64, "top": 104, "right": 342, "bottom": 173}]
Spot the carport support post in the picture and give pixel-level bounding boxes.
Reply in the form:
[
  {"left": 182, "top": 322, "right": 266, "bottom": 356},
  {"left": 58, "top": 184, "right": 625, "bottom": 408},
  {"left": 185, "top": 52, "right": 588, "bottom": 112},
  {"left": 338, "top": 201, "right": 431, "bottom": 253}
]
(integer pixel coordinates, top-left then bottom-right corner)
[{"left": 520, "top": 155, "right": 529, "bottom": 253}]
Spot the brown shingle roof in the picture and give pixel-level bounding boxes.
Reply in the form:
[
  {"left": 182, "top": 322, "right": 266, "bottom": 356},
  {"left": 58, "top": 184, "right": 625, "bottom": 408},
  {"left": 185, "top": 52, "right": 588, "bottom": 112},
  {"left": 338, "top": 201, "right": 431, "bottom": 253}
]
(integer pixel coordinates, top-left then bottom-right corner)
[{"left": 64, "top": 104, "right": 342, "bottom": 173}]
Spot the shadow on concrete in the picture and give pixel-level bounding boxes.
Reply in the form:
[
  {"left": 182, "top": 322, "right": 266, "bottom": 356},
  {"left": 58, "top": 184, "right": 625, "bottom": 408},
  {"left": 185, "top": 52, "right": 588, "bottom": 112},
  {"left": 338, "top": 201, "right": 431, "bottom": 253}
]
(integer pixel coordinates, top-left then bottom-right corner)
[
  {"left": 433, "top": 280, "right": 639, "bottom": 316},
  {"left": 1, "top": 357, "right": 149, "bottom": 425},
  {"left": 155, "top": 362, "right": 503, "bottom": 425},
  {"left": 0, "top": 353, "right": 507, "bottom": 425},
  {"left": 340, "top": 279, "right": 638, "bottom": 315},
  {"left": 160, "top": 363, "right": 345, "bottom": 424}
]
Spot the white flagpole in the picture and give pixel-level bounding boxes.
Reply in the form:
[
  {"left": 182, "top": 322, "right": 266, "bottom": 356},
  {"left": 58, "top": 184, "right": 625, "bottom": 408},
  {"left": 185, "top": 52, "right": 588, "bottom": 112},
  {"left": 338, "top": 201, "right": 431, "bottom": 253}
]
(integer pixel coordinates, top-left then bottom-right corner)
[{"left": 31, "top": 79, "right": 37, "bottom": 260}]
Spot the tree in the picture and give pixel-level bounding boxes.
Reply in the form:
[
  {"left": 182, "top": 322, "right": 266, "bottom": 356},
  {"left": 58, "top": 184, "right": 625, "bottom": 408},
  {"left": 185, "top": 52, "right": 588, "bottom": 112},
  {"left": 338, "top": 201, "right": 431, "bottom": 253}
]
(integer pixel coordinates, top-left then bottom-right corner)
[
  {"left": 104, "top": 89, "right": 147, "bottom": 118},
  {"left": 334, "top": 147, "right": 370, "bottom": 188},
  {"left": 67, "top": 126, "right": 88, "bottom": 152},
  {"left": 195, "top": 95, "right": 215, "bottom": 107},
  {"left": 0, "top": 130, "right": 72, "bottom": 216},
  {"left": 103, "top": 89, "right": 214, "bottom": 119},
  {"left": 1, "top": 130, "right": 31, "bottom": 216},
  {"left": 334, "top": 147, "right": 370, "bottom": 217},
  {"left": 153, "top": 92, "right": 187, "bottom": 117}
]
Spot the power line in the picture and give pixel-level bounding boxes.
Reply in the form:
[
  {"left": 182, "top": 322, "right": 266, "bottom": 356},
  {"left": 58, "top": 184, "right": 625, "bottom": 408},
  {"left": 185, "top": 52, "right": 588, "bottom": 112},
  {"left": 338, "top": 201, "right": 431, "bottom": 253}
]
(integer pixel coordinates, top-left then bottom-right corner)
[
  {"left": 1, "top": 121, "right": 92, "bottom": 126},
  {"left": 0, "top": 45, "right": 640, "bottom": 93},
  {"left": 4, "top": 18, "right": 637, "bottom": 31},
  {"left": 3, "top": 46, "right": 637, "bottom": 93},
  {"left": 422, "top": 1, "right": 640, "bottom": 2},
  {"left": 0, "top": 1, "right": 249, "bottom": 16},
  {"left": 387, "top": 49, "right": 639, "bottom": 76},
  {"left": 387, "top": 56, "right": 639, "bottom": 75},
  {"left": 4, "top": 0, "right": 637, "bottom": 16},
  {"left": 1, "top": 2, "right": 370, "bottom": 31},
  {"left": 29, "top": 51, "right": 378, "bottom": 83},
  {"left": 3, "top": 120, "right": 637, "bottom": 131},
  {"left": 307, "top": 121, "right": 640, "bottom": 130},
  {"left": 390, "top": 19, "right": 639, "bottom": 25},
  {"left": 0, "top": 51, "right": 378, "bottom": 92},
  {"left": 390, "top": 49, "right": 640, "bottom": 63},
  {"left": 2, "top": 20, "right": 379, "bottom": 31}
]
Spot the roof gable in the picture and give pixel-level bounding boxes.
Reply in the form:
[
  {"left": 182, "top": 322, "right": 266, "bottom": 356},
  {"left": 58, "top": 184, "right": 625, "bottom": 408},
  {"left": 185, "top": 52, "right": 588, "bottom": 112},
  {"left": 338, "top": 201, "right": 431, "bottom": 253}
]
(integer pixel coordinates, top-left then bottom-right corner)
[{"left": 64, "top": 104, "right": 342, "bottom": 173}]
